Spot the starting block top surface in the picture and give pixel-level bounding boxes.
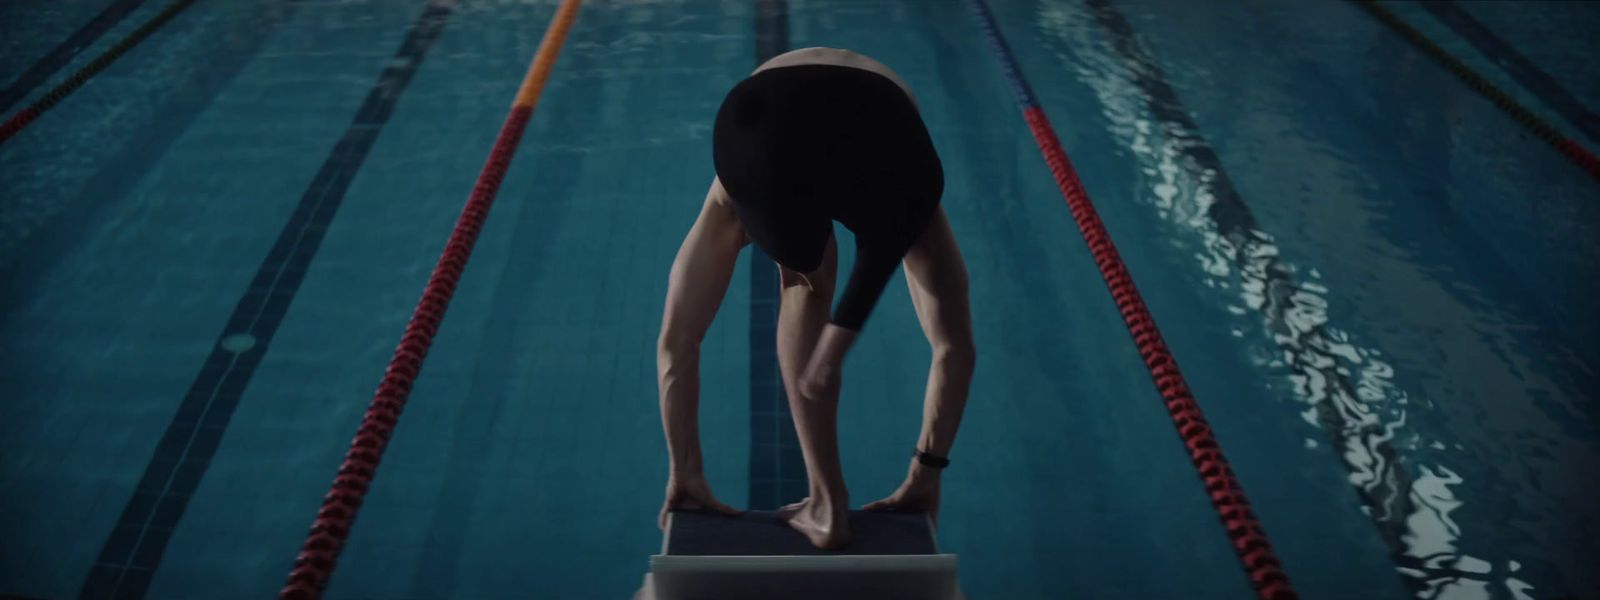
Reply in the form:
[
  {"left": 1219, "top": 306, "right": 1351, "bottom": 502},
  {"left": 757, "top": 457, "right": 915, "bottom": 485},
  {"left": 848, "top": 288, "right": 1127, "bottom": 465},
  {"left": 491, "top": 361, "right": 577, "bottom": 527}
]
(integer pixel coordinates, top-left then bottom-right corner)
[{"left": 663, "top": 510, "right": 938, "bottom": 556}]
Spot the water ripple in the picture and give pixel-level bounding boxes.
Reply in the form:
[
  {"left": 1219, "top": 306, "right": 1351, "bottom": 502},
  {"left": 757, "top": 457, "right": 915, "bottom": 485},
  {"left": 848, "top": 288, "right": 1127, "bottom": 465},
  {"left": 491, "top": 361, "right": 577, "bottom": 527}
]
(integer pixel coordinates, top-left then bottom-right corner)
[{"left": 1033, "top": 1, "right": 1547, "bottom": 596}]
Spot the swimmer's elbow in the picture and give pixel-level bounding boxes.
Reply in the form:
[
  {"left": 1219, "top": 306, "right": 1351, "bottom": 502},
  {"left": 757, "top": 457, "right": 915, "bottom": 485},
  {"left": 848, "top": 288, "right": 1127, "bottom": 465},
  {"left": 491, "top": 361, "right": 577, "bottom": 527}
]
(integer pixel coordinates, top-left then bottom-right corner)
[
  {"left": 933, "top": 339, "right": 975, "bottom": 370},
  {"left": 657, "top": 328, "right": 703, "bottom": 358},
  {"left": 657, "top": 331, "right": 702, "bottom": 388}
]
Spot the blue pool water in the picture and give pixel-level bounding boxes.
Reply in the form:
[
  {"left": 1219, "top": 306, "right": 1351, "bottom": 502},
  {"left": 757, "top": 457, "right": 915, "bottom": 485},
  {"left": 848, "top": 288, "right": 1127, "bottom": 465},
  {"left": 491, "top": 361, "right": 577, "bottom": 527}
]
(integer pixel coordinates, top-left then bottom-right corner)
[{"left": 1, "top": 1, "right": 1596, "bottom": 599}]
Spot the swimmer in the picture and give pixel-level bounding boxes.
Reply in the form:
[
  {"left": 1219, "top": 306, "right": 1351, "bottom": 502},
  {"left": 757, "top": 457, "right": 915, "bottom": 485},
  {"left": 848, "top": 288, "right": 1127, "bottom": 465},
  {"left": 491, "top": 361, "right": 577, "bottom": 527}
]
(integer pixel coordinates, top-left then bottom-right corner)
[{"left": 656, "top": 48, "right": 976, "bottom": 550}]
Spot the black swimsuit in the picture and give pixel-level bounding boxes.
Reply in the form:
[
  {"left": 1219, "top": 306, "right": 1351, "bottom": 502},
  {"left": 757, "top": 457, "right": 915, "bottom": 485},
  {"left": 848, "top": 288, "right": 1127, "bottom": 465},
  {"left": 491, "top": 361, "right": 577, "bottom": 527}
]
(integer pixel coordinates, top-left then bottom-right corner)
[{"left": 712, "top": 64, "right": 944, "bottom": 332}]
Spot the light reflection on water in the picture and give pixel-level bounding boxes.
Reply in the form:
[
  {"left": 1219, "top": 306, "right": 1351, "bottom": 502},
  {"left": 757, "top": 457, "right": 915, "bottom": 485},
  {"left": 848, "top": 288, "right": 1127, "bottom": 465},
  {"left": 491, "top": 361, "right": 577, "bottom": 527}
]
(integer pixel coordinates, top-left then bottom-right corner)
[{"left": 1031, "top": 1, "right": 1549, "bottom": 597}]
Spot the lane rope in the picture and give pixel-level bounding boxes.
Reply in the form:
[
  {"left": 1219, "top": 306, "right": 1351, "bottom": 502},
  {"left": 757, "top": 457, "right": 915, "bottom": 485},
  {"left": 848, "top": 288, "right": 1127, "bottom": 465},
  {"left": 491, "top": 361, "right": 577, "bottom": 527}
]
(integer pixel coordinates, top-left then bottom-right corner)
[
  {"left": 277, "top": 1, "right": 582, "bottom": 598},
  {"left": 0, "top": 0, "right": 200, "bottom": 146},
  {"left": 1353, "top": 0, "right": 1600, "bottom": 183},
  {"left": 0, "top": 0, "right": 150, "bottom": 113},
  {"left": 964, "top": 1, "right": 1299, "bottom": 598}
]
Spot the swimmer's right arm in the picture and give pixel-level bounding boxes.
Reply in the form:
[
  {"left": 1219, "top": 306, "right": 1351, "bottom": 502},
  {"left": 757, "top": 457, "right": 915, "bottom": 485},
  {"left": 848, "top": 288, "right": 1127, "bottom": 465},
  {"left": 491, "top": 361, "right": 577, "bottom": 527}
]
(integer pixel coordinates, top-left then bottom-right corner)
[
  {"left": 656, "top": 179, "right": 746, "bottom": 528},
  {"left": 864, "top": 209, "right": 975, "bottom": 521}
]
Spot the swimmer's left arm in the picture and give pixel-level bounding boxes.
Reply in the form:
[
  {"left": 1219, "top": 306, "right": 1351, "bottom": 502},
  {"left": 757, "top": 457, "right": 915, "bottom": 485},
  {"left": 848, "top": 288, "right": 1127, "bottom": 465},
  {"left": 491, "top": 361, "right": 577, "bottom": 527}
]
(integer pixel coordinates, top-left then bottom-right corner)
[
  {"left": 798, "top": 237, "right": 910, "bottom": 399},
  {"left": 799, "top": 324, "right": 857, "bottom": 402},
  {"left": 798, "top": 240, "right": 900, "bottom": 400}
]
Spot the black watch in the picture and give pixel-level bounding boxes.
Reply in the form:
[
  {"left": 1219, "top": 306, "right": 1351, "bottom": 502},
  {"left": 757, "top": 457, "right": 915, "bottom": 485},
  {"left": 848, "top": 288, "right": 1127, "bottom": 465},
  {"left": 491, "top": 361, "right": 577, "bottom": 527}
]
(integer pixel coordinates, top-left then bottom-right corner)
[{"left": 913, "top": 449, "right": 950, "bottom": 469}]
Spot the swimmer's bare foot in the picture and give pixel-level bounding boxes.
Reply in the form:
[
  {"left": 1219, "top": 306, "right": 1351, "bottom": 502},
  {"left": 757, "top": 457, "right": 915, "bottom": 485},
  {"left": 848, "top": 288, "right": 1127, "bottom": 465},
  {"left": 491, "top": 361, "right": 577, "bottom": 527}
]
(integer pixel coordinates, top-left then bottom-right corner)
[
  {"left": 779, "top": 496, "right": 851, "bottom": 549},
  {"left": 775, "top": 497, "right": 808, "bottom": 521}
]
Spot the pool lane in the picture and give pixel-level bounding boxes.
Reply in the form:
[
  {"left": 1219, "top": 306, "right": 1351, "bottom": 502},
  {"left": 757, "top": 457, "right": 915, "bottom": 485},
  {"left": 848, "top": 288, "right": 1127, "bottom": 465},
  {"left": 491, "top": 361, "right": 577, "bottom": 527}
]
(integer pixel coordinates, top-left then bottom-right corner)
[
  {"left": 0, "top": 0, "right": 149, "bottom": 114},
  {"left": 1418, "top": 1, "right": 1600, "bottom": 147},
  {"left": 79, "top": 2, "right": 457, "bottom": 598}
]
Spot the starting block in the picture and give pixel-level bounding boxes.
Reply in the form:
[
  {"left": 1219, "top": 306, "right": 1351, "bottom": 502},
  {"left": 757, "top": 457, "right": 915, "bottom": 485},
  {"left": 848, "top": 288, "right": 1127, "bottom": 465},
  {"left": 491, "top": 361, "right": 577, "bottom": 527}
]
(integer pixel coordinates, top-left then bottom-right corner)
[{"left": 634, "top": 510, "right": 963, "bottom": 600}]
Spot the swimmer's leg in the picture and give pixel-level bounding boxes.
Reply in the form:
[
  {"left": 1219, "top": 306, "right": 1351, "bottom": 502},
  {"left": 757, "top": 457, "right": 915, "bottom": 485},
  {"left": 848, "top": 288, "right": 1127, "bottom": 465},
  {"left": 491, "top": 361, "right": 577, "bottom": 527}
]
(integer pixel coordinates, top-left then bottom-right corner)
[{"left": 774, "top": 234, "right": 851, "bottom": 549}]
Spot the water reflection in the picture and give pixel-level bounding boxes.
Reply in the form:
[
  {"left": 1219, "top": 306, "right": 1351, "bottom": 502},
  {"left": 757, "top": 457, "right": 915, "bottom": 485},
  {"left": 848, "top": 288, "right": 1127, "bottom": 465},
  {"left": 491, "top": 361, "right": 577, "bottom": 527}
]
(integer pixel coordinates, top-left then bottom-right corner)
[{"left": 1032, "top": 1, "right": 1539, "bottom": 597}]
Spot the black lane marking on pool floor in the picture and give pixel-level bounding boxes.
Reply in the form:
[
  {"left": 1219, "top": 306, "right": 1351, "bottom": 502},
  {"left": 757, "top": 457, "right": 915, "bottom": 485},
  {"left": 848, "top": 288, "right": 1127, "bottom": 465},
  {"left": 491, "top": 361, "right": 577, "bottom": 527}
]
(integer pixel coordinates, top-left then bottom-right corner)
[
  {"left": 1081, "top": 0, "right": 1426, "bottom": 592},
  {"left": 747, "top": 0, "right": 808, "bottom": 511},
  {"left": 1418, "top": 1, "right": 1600, "bottom": 146},
  {"left": 0, "top": 0, "right": 149, "bottom": 113},
  {"left": 77, "top": 2, "right": 456, "bottom": 598}
]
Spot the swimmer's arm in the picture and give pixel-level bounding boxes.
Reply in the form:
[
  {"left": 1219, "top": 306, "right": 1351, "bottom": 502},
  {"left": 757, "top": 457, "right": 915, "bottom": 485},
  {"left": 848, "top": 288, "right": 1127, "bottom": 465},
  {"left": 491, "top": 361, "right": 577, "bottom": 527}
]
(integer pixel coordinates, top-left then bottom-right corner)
[
  {"left": 797, "top": 237, "right": 901, "bottom": 400},
  {"left": 657, "top": 179, "right": 746, "bottom": 475},
  {"left": 806, "top": 211, "right": 973, "bottom": 462},
  {"left": 799, "top": 324, "right": 858, "bottom": 402},
  {"left": 900, "top": 209, "right": 975, "bottom": 462},
  {"left": 797, "top": 242, "right": 898, "bottom": 401}
]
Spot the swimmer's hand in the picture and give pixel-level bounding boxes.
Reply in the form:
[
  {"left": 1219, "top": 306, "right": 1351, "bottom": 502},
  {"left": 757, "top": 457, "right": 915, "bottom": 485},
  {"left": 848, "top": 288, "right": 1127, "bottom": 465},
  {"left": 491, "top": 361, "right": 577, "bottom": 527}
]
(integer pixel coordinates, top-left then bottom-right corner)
[
  {"left": 798, "top": 359, "right": 842, "bottom": 403},
  {"left": 798, "top": 325, "right": 854, "bottom": 401},
  {"left": 660, "top": 472, "right": 741, "bottom": 529},
  {"left": 863, "top": 459, "right": 942, "bottom": 523}
]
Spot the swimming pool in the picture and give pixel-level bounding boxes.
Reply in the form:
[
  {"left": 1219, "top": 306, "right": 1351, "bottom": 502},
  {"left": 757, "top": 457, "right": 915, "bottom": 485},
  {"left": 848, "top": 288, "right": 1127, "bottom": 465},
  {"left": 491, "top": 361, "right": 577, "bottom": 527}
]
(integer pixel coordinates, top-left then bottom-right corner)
[{"left": 2, "top": 0, "right": 1596, "bottom": 598}]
